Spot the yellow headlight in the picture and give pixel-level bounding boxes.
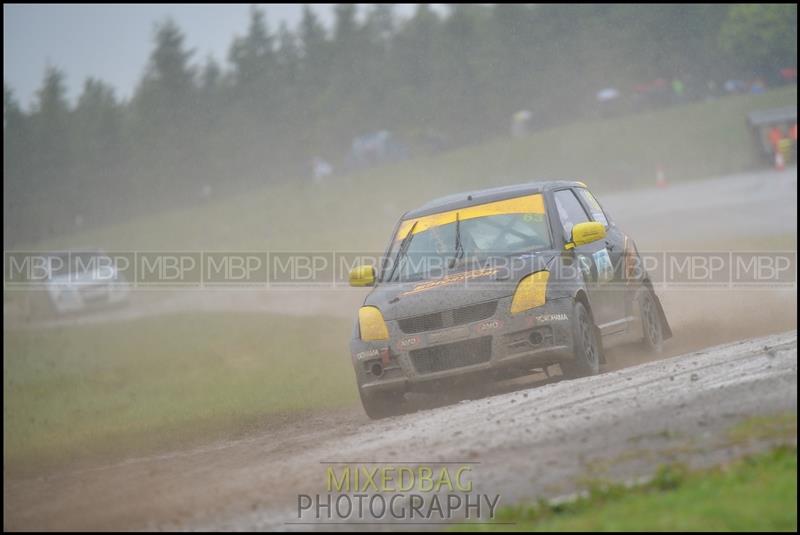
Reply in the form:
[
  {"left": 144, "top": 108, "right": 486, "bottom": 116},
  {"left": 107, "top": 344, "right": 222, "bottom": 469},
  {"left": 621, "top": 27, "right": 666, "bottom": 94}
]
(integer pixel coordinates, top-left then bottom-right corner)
[
  {"left": 358, "top": 306, "right": 389, "bottom": 340},
  {"left": 510, "top": 271, "right": 550, "bottom": 314}
]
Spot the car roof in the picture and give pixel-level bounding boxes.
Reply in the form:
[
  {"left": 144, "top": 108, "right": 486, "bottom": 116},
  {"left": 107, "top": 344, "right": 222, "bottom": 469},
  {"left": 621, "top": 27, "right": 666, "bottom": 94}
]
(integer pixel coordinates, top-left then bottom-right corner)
[{"left": 403, "top": 180, "right": 585, "bottom": 219}]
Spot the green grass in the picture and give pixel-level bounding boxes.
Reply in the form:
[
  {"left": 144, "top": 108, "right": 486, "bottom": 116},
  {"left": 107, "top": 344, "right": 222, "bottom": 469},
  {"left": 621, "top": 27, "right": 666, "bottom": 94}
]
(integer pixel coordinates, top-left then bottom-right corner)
[
  {"left": 728, "top": 412, "right": 798, "bottom": 446},
  {"left": 462, "top": 446, "right": 796, "bottom": 532},
  {"left": 3, "top": 312, "right": 357, "bottom": 476},
  {"left": 462, "top": 414, "right": 797, "bottom": 532},
  {"left": 31, "top": 85, "right": 797, "bottom": 252}
]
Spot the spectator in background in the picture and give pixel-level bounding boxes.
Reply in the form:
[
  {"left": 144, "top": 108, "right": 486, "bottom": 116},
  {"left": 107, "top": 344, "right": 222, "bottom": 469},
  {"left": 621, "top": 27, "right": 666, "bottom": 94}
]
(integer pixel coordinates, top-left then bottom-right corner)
[
  {"left": 767, "top": 125, "right": 792, "bottom": 169},
  {"left": 724, "top": 79, "right": 746, "bottom": 93},
  {"left": 768, "top": 125, "right": 784, "bottom": 154},
  {"left": 779, "top": 67, "right": 797, "bottom": 84},
  {"left": 671, "top": 78, "right": 685, "bottom": 101},
  {"left": 750, "top": 77, "right": 766, "bottom": 94},
  {"left": 511, "top": 110, "right": 533, "bottom": 138},
  {"left": 311, "top": 157, "right": 333, "bottom": 185}
]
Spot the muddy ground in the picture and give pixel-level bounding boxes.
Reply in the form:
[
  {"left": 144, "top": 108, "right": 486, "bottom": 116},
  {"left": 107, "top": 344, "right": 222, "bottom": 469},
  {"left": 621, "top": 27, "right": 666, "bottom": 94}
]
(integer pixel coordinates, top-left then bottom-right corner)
[{"left": 4, "top": 332, "right": 796, "bottom": 530}]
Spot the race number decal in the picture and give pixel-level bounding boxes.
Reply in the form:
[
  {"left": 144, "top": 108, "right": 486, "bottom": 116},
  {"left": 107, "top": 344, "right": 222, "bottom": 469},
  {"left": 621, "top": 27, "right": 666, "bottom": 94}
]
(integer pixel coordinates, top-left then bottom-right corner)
[{"left": 593, "top": 248, "right": 614, "bottom": 283}]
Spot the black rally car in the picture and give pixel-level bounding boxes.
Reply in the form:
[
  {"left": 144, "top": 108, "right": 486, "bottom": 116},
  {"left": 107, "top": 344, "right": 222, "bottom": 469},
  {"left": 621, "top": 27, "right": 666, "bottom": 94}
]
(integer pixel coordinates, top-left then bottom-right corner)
[{"left": 349, "top": 181, "right": 671, "bottom": 419}]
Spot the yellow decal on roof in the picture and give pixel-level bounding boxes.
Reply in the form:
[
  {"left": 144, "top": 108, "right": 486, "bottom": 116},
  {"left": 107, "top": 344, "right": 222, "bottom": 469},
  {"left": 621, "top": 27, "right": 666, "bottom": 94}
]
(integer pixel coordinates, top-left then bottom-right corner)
[{"left": 396, "top": 194, "right": 545, "bottom": 240}]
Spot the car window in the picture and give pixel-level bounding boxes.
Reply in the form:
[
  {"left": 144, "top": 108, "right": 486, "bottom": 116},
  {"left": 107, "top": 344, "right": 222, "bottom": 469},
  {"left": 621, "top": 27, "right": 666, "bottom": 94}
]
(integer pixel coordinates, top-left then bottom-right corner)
[
  {"left": 576, "top": 188, "right": 610, "bottom": 227},
  {"left": 553, "top": 189, "right": 590, "bottom": 242},
  {"left": 387, "top": 213, "right": 551, "bottom": 282},
  {"left": 467, "top": 213, "right": 549, "bottom": 251},
  {"left": 384, "top": 194, "right": 552, "bottom": 281}
]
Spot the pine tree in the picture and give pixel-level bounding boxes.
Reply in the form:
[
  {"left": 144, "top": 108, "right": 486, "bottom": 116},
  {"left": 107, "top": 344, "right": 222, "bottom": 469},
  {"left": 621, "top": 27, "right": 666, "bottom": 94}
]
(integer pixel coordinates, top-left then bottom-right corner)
[
  {"left": 229, "top": 5, "right": 275, "bottom": 91},
  {"left": 134, "top": 18, "right": 196, "bottom": 135}
]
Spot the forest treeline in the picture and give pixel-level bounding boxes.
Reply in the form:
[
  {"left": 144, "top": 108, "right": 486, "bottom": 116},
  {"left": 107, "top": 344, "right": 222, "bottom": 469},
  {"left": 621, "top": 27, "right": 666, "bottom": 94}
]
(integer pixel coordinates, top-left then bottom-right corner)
[{"left": 4, "top": 4, "right": 797, "bottom": 245}]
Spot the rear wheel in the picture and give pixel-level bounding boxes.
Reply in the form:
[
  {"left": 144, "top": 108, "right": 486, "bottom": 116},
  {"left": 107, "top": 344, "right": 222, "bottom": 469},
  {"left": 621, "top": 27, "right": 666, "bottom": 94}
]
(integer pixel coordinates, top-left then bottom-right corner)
[
  {"left": 560, "top": 301, "right": 601, "bottom": 379},
  {"left": 639, "top": 290, "right": 664, "bottom": 353},
  {"left": 358, "top": 386, "right": 408, "bottom": 420}
]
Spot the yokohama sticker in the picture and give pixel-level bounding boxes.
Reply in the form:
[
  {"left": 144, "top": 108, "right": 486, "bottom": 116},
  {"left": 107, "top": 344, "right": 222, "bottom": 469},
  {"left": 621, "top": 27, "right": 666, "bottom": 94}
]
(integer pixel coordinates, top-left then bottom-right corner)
[
  {"left": 355, "top": 348, "right": 381, "bottom": 361},
  {"left": 535, "top": 313, "right": 569, "bottom": 322}
]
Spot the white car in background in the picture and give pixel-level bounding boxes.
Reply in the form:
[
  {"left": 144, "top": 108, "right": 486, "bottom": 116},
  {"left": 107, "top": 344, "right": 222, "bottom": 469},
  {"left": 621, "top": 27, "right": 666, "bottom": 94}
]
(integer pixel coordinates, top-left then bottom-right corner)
[{"left": 43, "top": 250, "right": 130, "bottom": 315}]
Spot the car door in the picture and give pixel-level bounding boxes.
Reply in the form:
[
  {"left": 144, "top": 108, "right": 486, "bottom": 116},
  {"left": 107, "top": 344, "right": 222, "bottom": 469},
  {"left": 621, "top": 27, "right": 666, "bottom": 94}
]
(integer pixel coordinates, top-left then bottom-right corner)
[
  {"left": 551, "top": 188, "right": 619, "bottom": 333},
  {"left": 574, "top": 187, "right": 628, "bottom": 330}
]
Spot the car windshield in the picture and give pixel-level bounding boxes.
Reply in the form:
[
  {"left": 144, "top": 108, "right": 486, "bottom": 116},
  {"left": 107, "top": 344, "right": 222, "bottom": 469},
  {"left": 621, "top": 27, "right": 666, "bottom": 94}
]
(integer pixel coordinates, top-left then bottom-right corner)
[{"left": 384, "top": 194, "right": 551, "bottom": 282}]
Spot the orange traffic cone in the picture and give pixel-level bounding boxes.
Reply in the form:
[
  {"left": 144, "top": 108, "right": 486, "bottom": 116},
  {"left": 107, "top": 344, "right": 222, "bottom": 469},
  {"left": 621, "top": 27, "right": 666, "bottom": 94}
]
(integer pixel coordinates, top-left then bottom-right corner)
[
  {"left": 774, "top": 150, "right": 785, "bottom": 171},
  {"left": 656, "top": 165, "right": 668, "bottom": 188}
]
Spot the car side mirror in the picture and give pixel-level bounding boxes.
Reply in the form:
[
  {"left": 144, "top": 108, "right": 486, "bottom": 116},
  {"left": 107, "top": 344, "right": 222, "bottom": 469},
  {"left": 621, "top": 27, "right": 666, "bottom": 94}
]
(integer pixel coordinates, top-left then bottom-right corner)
[
  {"left": 349, "top": 265, "right": 376, "bottom": 287},
  {"left": 566, "top": 221, "right": 606, "bottom": 249}
]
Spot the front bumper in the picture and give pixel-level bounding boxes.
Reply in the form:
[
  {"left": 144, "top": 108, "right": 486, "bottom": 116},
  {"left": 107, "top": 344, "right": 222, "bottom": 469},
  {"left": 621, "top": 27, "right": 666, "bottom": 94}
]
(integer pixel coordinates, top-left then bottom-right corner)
[{"left": 351, "top": 296, "right": 575, "bottom": 394}]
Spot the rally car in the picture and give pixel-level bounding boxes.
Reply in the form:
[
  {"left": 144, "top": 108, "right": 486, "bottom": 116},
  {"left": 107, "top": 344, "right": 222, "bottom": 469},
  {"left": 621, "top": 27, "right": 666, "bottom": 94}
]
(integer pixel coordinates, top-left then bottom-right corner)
[
  {"left": 349, "top": 181, "right": 671, "bottom": 419},
  {"left": 37, "top": 249, "right": 130, "bottom": 316}
]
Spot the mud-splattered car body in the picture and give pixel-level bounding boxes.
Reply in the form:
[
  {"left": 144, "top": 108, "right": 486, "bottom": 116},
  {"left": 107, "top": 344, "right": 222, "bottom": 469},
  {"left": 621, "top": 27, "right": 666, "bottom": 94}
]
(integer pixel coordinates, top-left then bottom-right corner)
[{"left": 349, "top": 181, "right": 671, "bottom": 418}]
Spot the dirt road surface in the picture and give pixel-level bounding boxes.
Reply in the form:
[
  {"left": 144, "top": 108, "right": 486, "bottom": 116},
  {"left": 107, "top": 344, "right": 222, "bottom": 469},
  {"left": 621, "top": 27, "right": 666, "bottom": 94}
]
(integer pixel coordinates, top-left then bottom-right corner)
[{"left": 4, "top": 332, "right": 796, "bottom": 530}]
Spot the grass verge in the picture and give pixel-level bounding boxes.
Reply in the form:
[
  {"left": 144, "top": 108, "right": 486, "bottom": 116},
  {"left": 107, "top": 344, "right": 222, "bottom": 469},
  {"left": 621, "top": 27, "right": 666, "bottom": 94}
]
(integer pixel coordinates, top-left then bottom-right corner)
[
  {"left": 463, "top": 414, "right": 797, "bottom": 531},
  {"left": 3, "top": 312, "right": 357, "bottom": 476},
  {"left": 728, "top": 412, "right": 798, "bottom": 446}
]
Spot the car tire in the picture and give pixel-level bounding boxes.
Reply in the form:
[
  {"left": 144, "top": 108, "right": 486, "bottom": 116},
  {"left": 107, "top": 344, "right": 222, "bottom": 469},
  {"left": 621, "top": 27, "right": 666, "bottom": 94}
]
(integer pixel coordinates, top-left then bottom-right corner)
[
  {"left": 358, "top": 386, "right": 408, "bottom": 420},
  {"left": 561, "top": 301, "right": 601, "bottom": 379},
  {"left": 638, "top": 289, "right": 664, "bottom": 354}
]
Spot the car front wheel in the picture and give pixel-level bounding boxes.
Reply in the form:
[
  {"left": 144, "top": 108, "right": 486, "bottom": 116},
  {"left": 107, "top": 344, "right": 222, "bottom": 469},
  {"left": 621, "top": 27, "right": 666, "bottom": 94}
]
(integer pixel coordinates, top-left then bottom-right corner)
[
  {"left": 561, "top": 301, "right": 601, "bottom": 379},
  {"left": 639, "top": 289, "right": 664, "bottom": 353},
  {"left": 358, "top": 386, "right": 408, "bottom": 420}
]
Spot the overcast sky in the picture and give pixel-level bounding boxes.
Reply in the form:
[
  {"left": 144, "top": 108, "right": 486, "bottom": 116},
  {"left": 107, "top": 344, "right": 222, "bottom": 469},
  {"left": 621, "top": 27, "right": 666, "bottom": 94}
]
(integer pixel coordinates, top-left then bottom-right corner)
[{"left": 4, "top": 4, "right": 428, "bottom": 109}]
